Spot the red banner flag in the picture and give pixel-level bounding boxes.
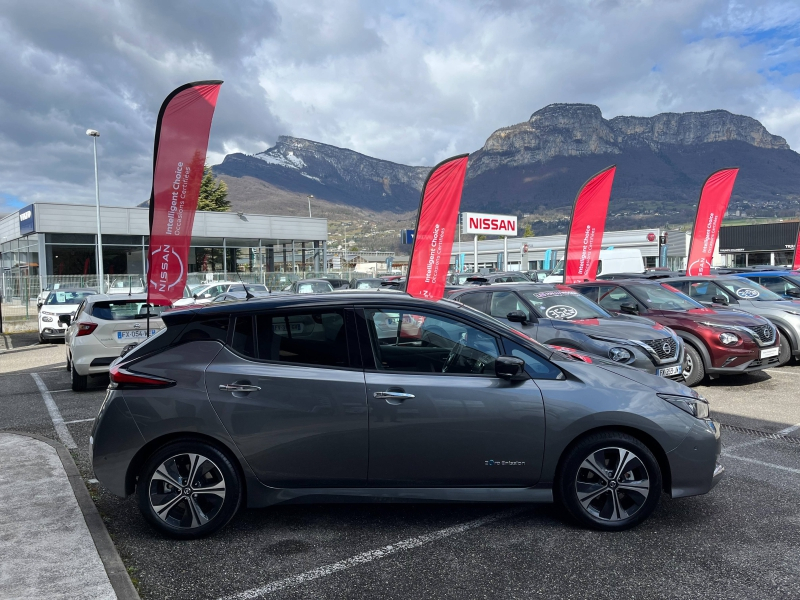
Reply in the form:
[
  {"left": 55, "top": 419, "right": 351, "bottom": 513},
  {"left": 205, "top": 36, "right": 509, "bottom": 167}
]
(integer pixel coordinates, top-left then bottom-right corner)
[
  {"left": 686, "top": 168, "right": 739, "bottom": 276},
  {"left": 406, "top": 155, "right": 469, "bottom": 300},
  {"left": 563, "top": 166, "right": 617, "bottom": 283},
  {"left": 792, "top": 224, "right": 800, "bottom": 270},
  {"left": 147, "top": 81, "right": 222, "bottom": 305}
]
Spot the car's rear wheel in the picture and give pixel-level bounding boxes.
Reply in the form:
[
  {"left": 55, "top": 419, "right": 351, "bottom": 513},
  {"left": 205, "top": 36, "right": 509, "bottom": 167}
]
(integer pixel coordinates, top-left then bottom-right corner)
[
  {"left": 137, "top": 441, "right": 242, "bottom": 540},
  {"left": 71, "top": 366, "right": 87, "bottom": 391},
  {"left": 682, "top": 344, "right": 705, "bottom": 387},
  {"left": 558, "top": 431, "right": 662, "bottom": 531}
]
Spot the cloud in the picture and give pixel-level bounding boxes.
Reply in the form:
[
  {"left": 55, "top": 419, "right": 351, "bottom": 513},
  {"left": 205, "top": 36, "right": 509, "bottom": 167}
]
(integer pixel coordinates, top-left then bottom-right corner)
[{"left": 0, "top": 0, "right": 799, "bottom": 206}]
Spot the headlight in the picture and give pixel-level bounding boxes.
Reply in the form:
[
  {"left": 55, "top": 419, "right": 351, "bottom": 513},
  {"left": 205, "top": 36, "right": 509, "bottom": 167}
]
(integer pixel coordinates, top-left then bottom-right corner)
[
  {"left": 608, "top": 347, "right": 632, "bottom": 362},
  {"left": 658, "top": 393, "right": 710, "bottom": 419},
  {"left": 718, "top": 332, "right": 740, "bottom": 346},
  {"left": 41, "top": 316, "right": 53, "bottom": 322}
]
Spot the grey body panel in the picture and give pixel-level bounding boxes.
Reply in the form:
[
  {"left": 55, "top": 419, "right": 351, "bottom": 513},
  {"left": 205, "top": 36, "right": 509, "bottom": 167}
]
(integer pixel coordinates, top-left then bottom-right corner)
[
  {"left": 206, "top": 346, "right": 369, "bottom": 488},
  {"left": 90, "top": 292, "right": 722, "bottom": 509},
  {"left": 365, "top": 372, "right": 545, "bottom": 486}
]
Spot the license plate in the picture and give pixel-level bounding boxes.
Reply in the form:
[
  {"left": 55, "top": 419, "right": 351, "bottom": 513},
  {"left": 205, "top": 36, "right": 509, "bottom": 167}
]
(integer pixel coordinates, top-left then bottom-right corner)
[
  {"left": 116, "top": 329, "right": 158, "bottom": 340},
  {"left": 760, "top": 346, "right": 780, "bottom": 359},
  {"left": 657, "top": 365, "right": 683, "bottom": 377}
]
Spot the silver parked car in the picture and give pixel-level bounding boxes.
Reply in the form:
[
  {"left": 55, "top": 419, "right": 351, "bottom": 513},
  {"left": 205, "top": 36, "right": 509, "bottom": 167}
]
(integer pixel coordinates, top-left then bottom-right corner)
[
  {"left": 90, "top": 293, "right": 723, "bottom": 539},
  {"left": 668, "top": 276, "right": 800, "bottom": 366}
]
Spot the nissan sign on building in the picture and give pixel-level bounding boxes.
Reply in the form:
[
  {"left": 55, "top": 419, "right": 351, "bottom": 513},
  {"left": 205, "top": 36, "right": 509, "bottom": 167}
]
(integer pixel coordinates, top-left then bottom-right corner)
[{"left": 462, "top": 212, "right": 518, "bottom": 236}]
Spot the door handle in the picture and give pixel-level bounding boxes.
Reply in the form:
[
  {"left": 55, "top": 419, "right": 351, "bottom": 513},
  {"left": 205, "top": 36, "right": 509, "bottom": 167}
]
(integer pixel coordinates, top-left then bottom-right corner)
[
  {"left": 373, "top": 391, "right": 415, "bottom": 400},
  {"left": 219, "top": 384, "right": 261, "bottom": 392}
]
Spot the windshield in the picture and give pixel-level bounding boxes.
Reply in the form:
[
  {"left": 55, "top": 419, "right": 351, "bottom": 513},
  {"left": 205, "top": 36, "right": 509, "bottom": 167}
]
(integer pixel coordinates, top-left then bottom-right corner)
[
  {"left": 109, "top": 278, "right": 144, "bottom": 289},
  {"left": 518, "top": 289, "right": 611, "bottom": 320},
  {"left": 297, "top": 281, "right": 333, "bottom": 294},
  {"left": 550, "top": 260, "right": 564, "bottom": 276},
  {"left": 717, "top": 278, "right": 784, "bottom": 302},
  {"left": 92, "top": 300, "right": 168, "bottom": 320},
  {"left": 45, "top": 291, "right": 93, "bottom": 305},
  {"left": 355, "top": 280, "right": 383, "bottom": 289},
  {"left": 631, "top": 283, "right": 702, "bottom": 310},
  {"left": 451, "top": 301, "right": 554, "bottom": 354}
]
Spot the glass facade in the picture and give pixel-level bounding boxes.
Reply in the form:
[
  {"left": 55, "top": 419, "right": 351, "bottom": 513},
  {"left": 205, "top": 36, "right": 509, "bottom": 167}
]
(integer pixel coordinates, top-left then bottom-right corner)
[{"left": 1, "top": 235, "right": 39, "bottom": 278}]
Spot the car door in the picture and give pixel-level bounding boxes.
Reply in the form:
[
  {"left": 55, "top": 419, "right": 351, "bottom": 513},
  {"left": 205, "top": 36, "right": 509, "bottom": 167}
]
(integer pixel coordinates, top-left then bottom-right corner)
[
  {"left": 206, "top": 308, "right": 369, "bottom": 488},
  {"left": 359, "top": 305, "right": 545, "bottom": 487}
]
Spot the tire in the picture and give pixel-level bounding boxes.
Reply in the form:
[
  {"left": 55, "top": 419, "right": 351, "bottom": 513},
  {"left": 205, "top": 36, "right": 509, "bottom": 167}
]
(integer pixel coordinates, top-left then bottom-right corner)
[
  {"left": 137, "top": 440, "right": 242, "bottom": 540},
  {"left": 71, "top": 366, "right": 87, "bottom": 391},
  {"left": 682, "top": 344, "right": 705, "bottom": 387},
  {"left": 776, "top": 329, "right": 791, "bottom": 367},
  {"left": 38, "top": 334, "right": 45, "bottom": 344},
  {"left": 558, "top": 431, "right": 662, "bottom": 531}
]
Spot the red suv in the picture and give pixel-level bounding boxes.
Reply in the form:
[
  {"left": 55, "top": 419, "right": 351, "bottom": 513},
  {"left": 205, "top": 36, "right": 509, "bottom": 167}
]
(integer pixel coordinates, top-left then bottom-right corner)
[{"left": 571, "top": 279, "right": 780, "bottom": 386}]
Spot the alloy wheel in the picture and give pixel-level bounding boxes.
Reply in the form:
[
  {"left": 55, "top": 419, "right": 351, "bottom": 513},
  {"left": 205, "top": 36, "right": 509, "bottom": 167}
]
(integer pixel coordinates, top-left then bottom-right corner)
[
  {"left": 684, "top": 353, "right": 693, "bottom": 376},
  {"left": 149, "top": 453, "right": 226, "bottom": 529},
  {"left": 575, "top": 447, "right": 650, "bottom": 522}
]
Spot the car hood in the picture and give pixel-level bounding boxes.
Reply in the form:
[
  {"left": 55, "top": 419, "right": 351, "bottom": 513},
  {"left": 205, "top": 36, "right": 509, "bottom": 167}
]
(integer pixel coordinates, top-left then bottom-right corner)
[
  {"left": 40, "top": 304, "right": 80, "bottom": 314},
  {"left": 741, "top": 299, "right": 800, "bottom": 313},
  {"left": 546, "top": 317, "right": 671, "bottom": 341},
  {"left": 665, "top": 307, "right": 769, "bottom": 327},
  {"left": 593, "top": 362, "right": 695, "bottom": 395}
]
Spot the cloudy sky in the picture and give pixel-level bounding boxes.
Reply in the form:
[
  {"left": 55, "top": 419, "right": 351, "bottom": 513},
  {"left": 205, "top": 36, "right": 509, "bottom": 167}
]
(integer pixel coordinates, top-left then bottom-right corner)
[{"left": 1, "top": 0, "right": 799, "bottom": 210}]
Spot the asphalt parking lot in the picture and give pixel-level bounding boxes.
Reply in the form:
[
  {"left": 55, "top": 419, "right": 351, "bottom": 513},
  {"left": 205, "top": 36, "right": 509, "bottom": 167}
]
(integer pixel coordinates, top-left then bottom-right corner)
[{"left": 2, "top": 332, "right": 799, "bottom": 599}]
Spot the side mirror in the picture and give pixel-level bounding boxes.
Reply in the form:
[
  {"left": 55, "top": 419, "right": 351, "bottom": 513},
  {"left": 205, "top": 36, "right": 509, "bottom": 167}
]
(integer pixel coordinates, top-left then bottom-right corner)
[
  {"left": 495, "top": 355, "right": 529, "bottom": 381},
  {"left": 711, "top": 295, "right": 728, "bottom": 305},
  {"left": 506, "top": 310, "right": 528, "bottom": 324},
  {"left": 58, "top": 315, "right": 71, "bottom": 326},
  {"left": 192, "top": 294, "right": 198, "bottom": 300},
  {"left": 619, "top": 303, "right": 638, "bottom": 315},
  {"left": 786, "top": 288, "right": 800, "bottom": 298}
]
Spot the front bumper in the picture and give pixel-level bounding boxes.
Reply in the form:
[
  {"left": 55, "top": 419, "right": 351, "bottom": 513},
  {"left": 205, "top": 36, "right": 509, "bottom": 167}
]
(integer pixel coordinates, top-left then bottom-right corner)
[
  {"left": 667, "top": 417, "right": 723, "bottom": 498},
  {"left": 40, "top": 326, "right": 67, "bottom": 339}
]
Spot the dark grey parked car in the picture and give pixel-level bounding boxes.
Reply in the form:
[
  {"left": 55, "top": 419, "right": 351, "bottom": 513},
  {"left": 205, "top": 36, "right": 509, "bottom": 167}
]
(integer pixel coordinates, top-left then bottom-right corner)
[
  {"left": 91, "top": 293, "right": 722, "bottom": 539},
  {"left": 449, "top": 284, "right": 685, "bottom": 381}
]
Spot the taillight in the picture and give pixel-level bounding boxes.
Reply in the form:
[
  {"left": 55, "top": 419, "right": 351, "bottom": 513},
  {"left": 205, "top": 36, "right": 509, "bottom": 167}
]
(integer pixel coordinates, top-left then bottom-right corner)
[
  {"left": 109, "top": 364, "right": 175, "bottom": 388},
  {"left": 76, "top": 322, "right": 98, "bottom": 336}
]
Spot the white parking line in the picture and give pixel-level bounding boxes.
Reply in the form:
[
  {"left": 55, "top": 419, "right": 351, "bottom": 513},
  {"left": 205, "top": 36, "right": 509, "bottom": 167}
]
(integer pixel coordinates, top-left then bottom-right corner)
[
  {"left": 724, "top": 454, "right": 800, "bottom": 475},
  {"left": 723, "top": 423, "right": 800, "bottom": 454},
  {"left": 30, "top": 373, "right": 76, "bottom": 449},
  {"left": 218, "top": 507, "right": 527, "bottom": 600},
  {"left": 63, "top": 418, "right": 95, "bottom": 425}
]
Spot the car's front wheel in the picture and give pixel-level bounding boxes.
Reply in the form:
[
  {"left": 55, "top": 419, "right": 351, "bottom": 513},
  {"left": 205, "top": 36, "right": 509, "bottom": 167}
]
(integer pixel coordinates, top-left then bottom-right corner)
[
  {"left": 682, "top": 344, "right": 705, "bottom": 387},
  {"left": 558, "top": 431, "right": 662, "bottom": 531},
  {"left": 776, "top": 330, "right": 791, "bottom": 367},
  {"left": 137, "top": 441, "right": 242, "bottom": 539}
]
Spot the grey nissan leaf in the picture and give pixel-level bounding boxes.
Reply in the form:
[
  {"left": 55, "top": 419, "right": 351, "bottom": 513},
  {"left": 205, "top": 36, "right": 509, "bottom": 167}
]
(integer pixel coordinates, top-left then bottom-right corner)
[{"left": 90, "top": 292, "right": 723, "bottom": 539}]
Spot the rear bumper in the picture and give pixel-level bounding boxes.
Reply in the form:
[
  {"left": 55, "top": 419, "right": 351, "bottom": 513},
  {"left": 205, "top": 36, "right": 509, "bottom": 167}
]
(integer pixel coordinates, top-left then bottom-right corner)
[
  {"left": 667, "top": 418, "right": 723, "bottom": 498},
  {"left": 91, "top": 391, "right": 145, "bottom": 497}
]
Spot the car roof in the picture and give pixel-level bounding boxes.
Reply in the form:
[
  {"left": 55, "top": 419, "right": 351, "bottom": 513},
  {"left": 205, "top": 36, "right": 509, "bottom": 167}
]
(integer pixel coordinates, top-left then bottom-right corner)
[
  {"left": 736, "top": 271, "right": 799, "bottom": 277},
  {"left": 572, "top": 279, "right": 664, "bottom": 287},
  {"left": 43, "top": 288, "right": 96, "bottom": 293},
  {"left": 83, "top": 293, "right": 151, "bottom": 303},
  {"left": 450, "top": 282, "right": 564, "bottom": 293}
]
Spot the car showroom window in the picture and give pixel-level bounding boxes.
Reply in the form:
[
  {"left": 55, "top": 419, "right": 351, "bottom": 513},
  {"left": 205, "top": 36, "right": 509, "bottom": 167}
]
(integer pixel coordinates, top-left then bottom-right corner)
[
  {"left": 231, "top": 316, "right": 256, "bottom": 358},
  {"left": 255, "top": 310, "right": 347, "bottom": 368},
  {"left": 490, "top": 292, "right": 531, "bottom": 319},
  {"left": 364, "top": 308, "right": 499, "bottom": 375},
  {"left": 503, "top": 339, "right": 562, "bottom": 380}
]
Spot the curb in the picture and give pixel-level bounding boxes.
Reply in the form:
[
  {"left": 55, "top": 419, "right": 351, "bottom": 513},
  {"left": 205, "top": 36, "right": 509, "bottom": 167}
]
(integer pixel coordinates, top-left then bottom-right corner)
[{"left": 5, "top": 431, "right": 140, "bottom": 600}]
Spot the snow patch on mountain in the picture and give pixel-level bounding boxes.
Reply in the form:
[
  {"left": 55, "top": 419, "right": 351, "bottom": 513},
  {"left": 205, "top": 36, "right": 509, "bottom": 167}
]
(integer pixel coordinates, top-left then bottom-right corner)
[{"left": 254, "top": 150, "right": 306, "bottom": 169}]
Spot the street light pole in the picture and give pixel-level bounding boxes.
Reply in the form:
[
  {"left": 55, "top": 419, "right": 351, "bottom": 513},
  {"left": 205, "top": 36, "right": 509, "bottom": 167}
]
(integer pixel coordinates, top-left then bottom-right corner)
[
  {"left": 307, "top": 194, "right": 314, "bottom": 218},
  {"left": 86, "top": 129, "right": 104, "bottom": 294}
]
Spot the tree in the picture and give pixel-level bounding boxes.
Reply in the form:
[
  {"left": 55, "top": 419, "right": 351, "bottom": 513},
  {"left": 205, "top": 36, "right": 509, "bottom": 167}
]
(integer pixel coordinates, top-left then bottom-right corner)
[
  {"left": 197, "top": 165, "right": 230, "bottom": 212},
  {"left": 523, "top": 224, "right": 534, "bottom": 237}
]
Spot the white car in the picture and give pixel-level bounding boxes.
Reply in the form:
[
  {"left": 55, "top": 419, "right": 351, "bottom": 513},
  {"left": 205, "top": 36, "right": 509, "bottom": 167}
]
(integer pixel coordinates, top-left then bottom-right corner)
[
  {"left": 64, "top": 293, "right": 168, "bottom": 391},
  {"left": 173, "top": 282, "right": 268, "bottom": 306},
  {"left": 38, "top": 288, "right": 95, "bottom": 343}
]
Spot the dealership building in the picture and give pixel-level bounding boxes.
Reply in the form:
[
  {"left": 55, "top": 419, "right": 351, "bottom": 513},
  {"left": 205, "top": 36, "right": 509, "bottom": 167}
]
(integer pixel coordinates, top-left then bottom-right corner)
[{"left": 0, "top": 203, "right": 328, "bottom": 286}]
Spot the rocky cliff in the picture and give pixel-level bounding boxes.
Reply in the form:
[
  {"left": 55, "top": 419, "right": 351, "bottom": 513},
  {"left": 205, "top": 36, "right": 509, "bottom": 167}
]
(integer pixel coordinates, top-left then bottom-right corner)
[{"left": 212, "top": 104, "right": 800, "bottom": 229}]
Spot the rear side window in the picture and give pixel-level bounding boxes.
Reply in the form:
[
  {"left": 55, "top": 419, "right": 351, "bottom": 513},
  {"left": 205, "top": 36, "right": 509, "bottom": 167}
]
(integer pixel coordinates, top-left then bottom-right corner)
[
  {"left": 572, "top": 286, "right": 598, "bottom": 303},
  {"left": 231, "top": 316, "right": 256, "bottom": 358},
  {"left": 92, "top": 300, "right": 166, "bottom": 320},
  {"left": 175, "top": 317, "right": 230, "bottom": 345},
  {"left": 457, "top": 292, "right": 488, "bottom": 313},
  {"left": 255, "top": 310, "right": 348, "bottom": 367}
]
